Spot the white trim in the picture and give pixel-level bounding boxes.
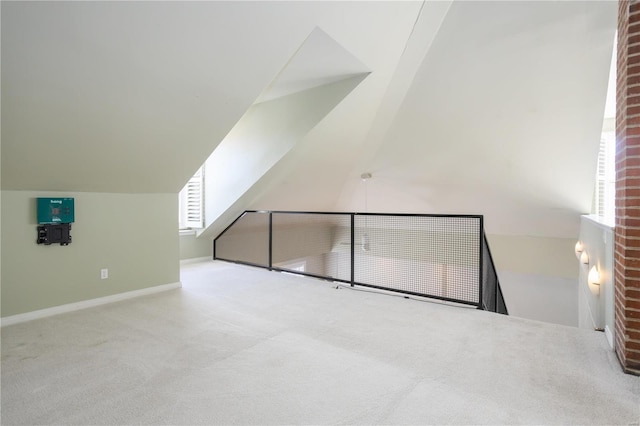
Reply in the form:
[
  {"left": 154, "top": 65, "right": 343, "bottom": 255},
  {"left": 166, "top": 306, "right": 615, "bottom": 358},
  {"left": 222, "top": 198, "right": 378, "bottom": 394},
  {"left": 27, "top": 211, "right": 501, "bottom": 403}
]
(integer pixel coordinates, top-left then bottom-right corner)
[
  {"left": 180, "top": 257, "right": 211, "bottom": 265},
  {"left": 579, "top": 282, "right": 599, "bottom": 330},
  {"left": 179, "top": 228, "right": 197, "bottom": 236},
  {"left": 581, "top": 214, "right": 614, "bottom": 230},
  {"left": 1, "top": 282, "right": 182, "bottom": 327},
  {"left": 605, "top": 325, "right": 615, "bottom": 350}
]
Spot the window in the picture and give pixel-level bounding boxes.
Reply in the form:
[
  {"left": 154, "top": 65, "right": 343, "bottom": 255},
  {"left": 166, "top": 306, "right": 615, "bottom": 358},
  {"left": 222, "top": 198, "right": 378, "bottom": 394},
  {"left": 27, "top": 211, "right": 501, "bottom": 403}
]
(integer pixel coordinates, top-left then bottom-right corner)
[
  {"left": 593, "top": 34, "right": 616, "bottom": 225},
  {"left": 179, "top": 166, "right": 204, "bottom": 229},
  {"left": 594, "top": 128, "right": 615, "bottom": 223}
]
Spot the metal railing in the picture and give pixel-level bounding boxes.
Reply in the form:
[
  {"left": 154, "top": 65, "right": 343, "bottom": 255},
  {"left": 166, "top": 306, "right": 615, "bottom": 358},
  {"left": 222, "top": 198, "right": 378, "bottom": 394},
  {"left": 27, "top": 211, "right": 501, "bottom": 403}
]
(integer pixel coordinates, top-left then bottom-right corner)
[
  {"left": 482, "top": 232, "right": 508, "bottom": 314},
  {"left": 213, "top": 210, "right": 507, "bottom": 314}
]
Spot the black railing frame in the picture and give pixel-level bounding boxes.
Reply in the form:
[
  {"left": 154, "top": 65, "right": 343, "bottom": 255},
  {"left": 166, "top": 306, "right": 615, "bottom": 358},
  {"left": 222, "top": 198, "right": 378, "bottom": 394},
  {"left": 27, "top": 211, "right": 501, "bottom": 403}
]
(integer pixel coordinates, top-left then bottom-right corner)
[
  {"left": 478, "top": 216, "right": 484, "bottom": 310},
  {"left": 481, "top": 232, "right": 508, "bottom": 315},
  {"left": 213, "top": 210, "right": 506, "bottom": 313}
]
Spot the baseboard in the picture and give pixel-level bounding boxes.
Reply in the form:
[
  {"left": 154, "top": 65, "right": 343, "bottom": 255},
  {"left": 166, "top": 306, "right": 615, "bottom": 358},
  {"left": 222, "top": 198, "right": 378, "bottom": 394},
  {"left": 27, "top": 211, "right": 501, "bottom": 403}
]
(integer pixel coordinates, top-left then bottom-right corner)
[
  {"left": 1, "top": 282, "right": 182, "bottom": 327},
  {"left": 180, "top": 256, "right": 212, "bottom": 265},
  {"left": 605, "top": 325, "right": 614, "bottom": 349}
]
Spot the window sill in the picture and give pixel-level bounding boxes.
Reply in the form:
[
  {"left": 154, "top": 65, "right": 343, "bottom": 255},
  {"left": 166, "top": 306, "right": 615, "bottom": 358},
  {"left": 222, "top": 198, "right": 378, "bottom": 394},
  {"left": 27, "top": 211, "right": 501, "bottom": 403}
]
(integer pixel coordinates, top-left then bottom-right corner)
[
  {"left": 179, "top": 229, "right": 197, "bottom": 236},
  {"left": 581, "top": 214, "right": 614, "bottom": 230}
]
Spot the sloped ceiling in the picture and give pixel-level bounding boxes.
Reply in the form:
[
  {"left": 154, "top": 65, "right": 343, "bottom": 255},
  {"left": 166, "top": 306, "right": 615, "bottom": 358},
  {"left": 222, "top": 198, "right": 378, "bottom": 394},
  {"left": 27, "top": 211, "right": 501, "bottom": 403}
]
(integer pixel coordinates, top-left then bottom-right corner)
[
  {"left": 243, "top": 1, "right": 454, "bottom": 213},
  {"left": 201, "top": 28, "right": 370, "bottom": 234},
  {"left": 2, "top": 1, "right": 616, "bottom": 239},
  {"left": 265, "top": 0, "right": 614, "bottom": 238},
  {"left": 342, "top": 0, "right": 616, "bottom": 237},
  {"left": 1, "top": 1, "right": 421, "bottom": 193},
  {"left": 255, "top": 28, "right": 370, "bottom": 104}
]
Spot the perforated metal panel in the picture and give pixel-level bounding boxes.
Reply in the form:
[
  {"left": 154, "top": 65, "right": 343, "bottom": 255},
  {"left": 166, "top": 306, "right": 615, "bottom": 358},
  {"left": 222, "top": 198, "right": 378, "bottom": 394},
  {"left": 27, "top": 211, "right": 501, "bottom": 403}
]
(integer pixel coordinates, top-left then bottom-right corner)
[
  {"left": 353, "top": 215, "right": 480, "bottom": 304},
  {"left": 214, "top": 211, "right": 269, "bottom": 267},
  {"left": 272, "top": 213, "right": 351, "bottom": 282}
]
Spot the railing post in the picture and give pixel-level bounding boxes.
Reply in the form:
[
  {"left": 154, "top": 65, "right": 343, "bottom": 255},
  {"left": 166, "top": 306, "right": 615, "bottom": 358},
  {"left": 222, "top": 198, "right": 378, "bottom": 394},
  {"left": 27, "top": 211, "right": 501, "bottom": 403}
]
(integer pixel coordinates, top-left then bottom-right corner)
[
  {"left": 268, "top": 211, "right": 273, "bottom": 271},
  {"left": 478, "top": 217, "right": 484, "bottom": 310},
  {"left": 350, "top": 214, "right": 355, "bottom": 287},
  {"left": 494, "top": 270, "right": 498, "bottom": 313}
]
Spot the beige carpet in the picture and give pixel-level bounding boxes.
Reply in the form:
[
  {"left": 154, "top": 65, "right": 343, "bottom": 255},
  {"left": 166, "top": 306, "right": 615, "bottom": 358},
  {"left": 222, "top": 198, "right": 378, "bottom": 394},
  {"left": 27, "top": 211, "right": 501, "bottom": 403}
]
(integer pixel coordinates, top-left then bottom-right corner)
[{"left": 2, "top": 260, "right": 639, "bottom": 425}]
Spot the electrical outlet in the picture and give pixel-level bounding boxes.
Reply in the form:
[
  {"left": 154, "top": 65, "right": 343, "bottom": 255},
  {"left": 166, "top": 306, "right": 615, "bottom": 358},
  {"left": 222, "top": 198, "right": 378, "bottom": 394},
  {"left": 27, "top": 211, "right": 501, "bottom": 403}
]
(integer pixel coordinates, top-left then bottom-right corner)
[{"left": 100, "top": 269, "right": 108, "bottom": 280}]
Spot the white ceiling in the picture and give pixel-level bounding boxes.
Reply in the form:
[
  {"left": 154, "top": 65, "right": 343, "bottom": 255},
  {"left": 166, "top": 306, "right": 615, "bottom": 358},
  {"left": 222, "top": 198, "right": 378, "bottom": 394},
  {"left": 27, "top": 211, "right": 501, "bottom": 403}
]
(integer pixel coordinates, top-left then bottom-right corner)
[
  {"left": 200, "top": 27, "right": 370, "bottom": 233},
  {"left": 1, "top": 1, "right": 616, "bottom": 238},
  {"left": 255, "top": 28, "right": 370, "bottom": 104},
  {"left": 1, "top": 1, "right": 419, "bottom": 193},
  {"left": 348, "top": 0, "right": 616, "bottom": 237}
]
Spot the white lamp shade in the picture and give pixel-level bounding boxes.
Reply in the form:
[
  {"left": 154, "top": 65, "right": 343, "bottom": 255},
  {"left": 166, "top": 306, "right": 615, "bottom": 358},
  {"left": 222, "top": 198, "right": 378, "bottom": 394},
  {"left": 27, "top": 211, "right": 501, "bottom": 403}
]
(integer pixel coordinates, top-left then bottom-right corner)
[
  {"left": 588, "top": 266, "right": 600, "bottom": 286},
  {"left": 580, "top": 251, "right": 589, "bottom": 265}
]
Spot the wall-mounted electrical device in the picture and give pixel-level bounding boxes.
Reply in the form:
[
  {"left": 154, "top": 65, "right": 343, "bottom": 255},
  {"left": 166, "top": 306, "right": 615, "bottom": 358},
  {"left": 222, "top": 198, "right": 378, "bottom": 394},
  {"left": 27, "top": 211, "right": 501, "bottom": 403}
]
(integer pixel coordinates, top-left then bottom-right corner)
[
  {"left": 36, "top": 197, "right": 74, "bottom": 246},
  {"left": 37, "top": 197, "right": 74, "bottom": 224},
  {"left": 37, "top": 223, "right": 72, "bottom": 246}
]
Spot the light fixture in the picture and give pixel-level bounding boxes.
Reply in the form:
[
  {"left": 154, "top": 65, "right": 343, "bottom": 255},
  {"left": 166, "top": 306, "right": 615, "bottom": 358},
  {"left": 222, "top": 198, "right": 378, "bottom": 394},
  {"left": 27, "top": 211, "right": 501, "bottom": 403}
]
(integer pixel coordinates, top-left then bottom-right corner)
[
  {"left": 588, "top": 265, "right": 601, "bottom": 286},
  {"left": 580, "top": 250, "right": 589, "bottom": 265},
  {"left": 575, "top": 241, "right": 584, "bottom": 259}
]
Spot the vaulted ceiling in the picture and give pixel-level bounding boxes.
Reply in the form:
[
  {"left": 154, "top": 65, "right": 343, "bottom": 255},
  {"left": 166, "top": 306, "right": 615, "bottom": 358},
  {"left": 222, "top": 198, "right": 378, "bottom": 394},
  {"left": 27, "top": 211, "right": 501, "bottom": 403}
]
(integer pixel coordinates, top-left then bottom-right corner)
[
  {"left": 1, "top": 1, "right": 616, "bottom": 238},
  {"left": 1, "top": 1, "right": 420, "bottom": 193}
]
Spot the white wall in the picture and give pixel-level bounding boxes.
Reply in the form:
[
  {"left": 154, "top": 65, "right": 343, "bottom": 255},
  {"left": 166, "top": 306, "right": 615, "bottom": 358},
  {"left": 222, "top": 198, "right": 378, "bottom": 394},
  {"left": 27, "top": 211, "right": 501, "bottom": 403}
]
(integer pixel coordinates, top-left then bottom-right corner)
[
  {"left": 577, "top": 215, "right": 614, "bottom": 347},
  {"left": 1, "top": 191, "right": 179, "bottom": 317},
  {"left": 487, "top": 235, "right": 578, "bottom": 326},
  {"left": 179, "top": 233, "right": 212, "bottom": 261},
  {"left": 497, "top": 271, "right": 577, "bottom": 327}
]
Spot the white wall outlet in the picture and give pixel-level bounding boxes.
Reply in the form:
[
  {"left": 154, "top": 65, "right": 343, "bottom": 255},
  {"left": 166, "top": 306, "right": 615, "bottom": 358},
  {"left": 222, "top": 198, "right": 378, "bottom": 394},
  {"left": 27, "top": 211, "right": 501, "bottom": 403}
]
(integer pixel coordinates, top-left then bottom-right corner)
[{"left": 100, "top": 268, "right": 108, "bottom": 280}]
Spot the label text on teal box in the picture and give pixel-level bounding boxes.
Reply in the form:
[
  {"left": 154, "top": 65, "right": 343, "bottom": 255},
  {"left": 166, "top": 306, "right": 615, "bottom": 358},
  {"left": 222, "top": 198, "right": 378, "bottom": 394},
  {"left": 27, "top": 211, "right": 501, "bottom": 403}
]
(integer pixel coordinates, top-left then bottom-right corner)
[{"left": 37, "top": 198, "right": 75, "bottom": 224}]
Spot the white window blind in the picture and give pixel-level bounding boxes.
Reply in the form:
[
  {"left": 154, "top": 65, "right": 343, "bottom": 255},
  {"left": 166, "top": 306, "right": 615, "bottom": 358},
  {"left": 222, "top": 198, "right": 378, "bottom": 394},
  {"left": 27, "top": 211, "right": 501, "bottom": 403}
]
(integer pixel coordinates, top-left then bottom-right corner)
[
  {"left": 594, "top": 131, "right": 615, "bottom": 223},
  {"left": 179, "top": 166, "right": 204, "bottom": 229}
]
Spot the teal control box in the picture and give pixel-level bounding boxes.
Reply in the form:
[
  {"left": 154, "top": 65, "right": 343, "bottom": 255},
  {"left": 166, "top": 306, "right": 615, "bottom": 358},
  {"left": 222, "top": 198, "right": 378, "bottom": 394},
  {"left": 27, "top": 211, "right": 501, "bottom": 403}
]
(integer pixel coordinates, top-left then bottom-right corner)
[{"left": 37, "top": 198, "right": 74, "bottom": 224}]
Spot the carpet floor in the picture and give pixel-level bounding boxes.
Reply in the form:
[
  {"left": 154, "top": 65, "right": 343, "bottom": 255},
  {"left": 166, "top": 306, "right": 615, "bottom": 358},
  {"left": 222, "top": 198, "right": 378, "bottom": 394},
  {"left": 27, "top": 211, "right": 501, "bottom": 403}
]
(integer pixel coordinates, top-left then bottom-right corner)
[{"left": 1, "top": 260, "right": 639, "bottom": 425}]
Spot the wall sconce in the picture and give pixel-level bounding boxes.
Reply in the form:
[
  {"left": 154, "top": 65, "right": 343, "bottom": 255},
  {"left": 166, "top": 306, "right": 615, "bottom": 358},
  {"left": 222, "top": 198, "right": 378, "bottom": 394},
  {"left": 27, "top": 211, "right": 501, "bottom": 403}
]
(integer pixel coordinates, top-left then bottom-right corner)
[
  {"left": 588, "top": 265, "right": 601, "bottom": 286},
  {"left": 580, "top": 250, "right": 589, "bottom": 265},
  {"left": 575, "top": 241, "right": 584, "bottom": 259}
]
